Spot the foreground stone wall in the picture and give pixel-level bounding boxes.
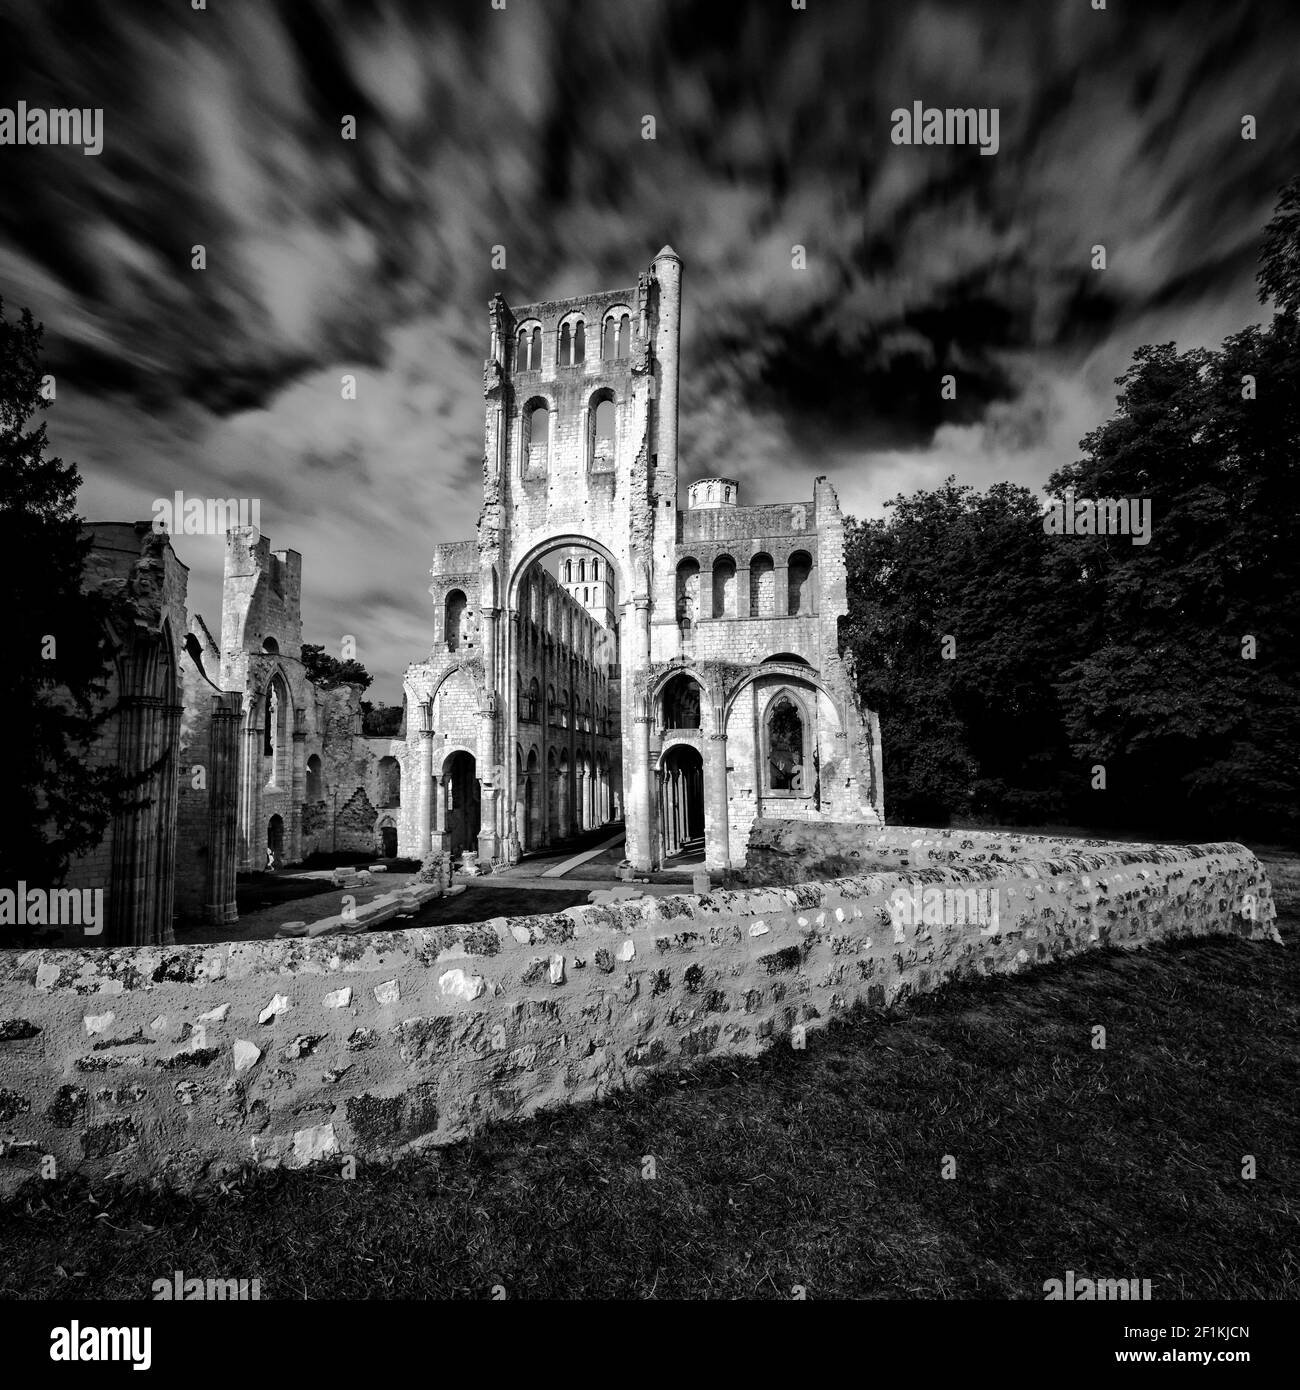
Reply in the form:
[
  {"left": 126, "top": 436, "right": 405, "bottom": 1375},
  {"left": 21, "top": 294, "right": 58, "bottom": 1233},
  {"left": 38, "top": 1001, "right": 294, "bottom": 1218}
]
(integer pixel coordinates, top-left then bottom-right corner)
[{"left": 0, "top": 834, "right": 1277, "bottom": 1193}]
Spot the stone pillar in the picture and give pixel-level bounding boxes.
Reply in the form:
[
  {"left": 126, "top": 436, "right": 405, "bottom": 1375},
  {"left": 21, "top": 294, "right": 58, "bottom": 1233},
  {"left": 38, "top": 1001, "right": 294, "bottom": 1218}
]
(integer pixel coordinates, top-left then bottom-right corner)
[
  {"left": 238, "top": 721, "right": 261, "bottom": 873},
  {"left": 628, "top": 596, "right": 654, "bottom": 870},
  {"left": 430, "top": 773, "right": 449, "bottom": 858},
  {"left": 478, "top": 605, "right": 501, "bottom": 865},
  {"left": 737, "top": 565, "right": 751, "bottom": 620},
  {"left": 289, "top": 711, "right": 307, "bottom": 863},
  {"left": 205, "top": 697, "right": 241, "bottom": 926},
  {"left": 110, "top": 694, "right": 162, "bottom": 946},
  {"left": 156, "top": 701, "right": 183, "bottom": 946},
  {"left": 416, "top": 729, "right": 434, "bottom": 859},
  {"left": 775, "top": 561, "right": 790, "bottom": 617},
  {"left": 706, "top": 732, "right": 731, "bottom": 875}
]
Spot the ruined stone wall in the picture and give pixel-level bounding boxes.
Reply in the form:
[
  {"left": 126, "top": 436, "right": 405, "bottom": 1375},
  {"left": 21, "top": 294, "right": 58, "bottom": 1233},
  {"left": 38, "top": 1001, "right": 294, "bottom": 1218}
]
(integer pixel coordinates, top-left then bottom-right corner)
[
  {"left": 0, "top": 838, "right": 1276, "bottom": 1192},
  {"left": 58, "top": 660, "right": 121, "bottom": 907},
  {"left": 741, "top": 821, "right": 1185, "bottom": 884},
  {"left": 333, "top": 787, "right": 380, "bottom": 856},
  {"left": 61, "top": 525, "right": 198, "bottom": 945}
]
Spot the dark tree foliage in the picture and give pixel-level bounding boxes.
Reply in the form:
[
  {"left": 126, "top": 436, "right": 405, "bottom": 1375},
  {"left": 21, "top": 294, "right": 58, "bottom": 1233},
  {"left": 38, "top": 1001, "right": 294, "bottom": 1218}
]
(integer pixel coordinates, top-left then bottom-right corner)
[
  {"left": 1258, "top": 175, "right": 1300, "bottom": 318},
  {"left": 1046, "top": 322, "right": 1300, "bottom": 838},
  {"left": 360, "top": 701, "right": 404, "bottom": 736},
  {"left": 300, "top": 642, "right": 372, "bottom": 690},
  {"left": 843, "top": 480, "right": 1080, "bottom": 826},
  {"left": 0, "top": 301, "right": 121, "bottom": 887}
]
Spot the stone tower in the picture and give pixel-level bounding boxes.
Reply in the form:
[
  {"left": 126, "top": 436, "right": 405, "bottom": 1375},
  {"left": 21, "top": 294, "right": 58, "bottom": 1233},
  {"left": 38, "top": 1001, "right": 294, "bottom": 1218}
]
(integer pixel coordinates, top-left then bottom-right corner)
[
  {"left": 410, "top": 247, "right": 883, "bottom": 878},
  {"left": 220, "top": 528, "right": 310, "bottom": 871},
  {"left": 460, "top": 245, "right": 683, "bottom": 868}
]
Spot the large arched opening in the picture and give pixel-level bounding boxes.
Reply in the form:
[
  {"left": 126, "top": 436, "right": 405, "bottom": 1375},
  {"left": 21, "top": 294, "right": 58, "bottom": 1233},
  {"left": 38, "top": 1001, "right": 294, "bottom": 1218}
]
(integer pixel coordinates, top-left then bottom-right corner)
[
  {"left": 443, "top": 750, "right": 480, "bottom": 856},
  {"left": 502, "top": 534, "right": 626, "bottom": 854}
]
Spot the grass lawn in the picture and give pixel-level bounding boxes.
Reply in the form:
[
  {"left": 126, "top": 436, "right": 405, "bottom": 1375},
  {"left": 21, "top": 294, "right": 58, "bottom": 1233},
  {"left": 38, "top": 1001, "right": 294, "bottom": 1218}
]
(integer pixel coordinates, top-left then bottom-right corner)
[{"left": 2, "top": 847, "right": 1294, "bottom": 1301}]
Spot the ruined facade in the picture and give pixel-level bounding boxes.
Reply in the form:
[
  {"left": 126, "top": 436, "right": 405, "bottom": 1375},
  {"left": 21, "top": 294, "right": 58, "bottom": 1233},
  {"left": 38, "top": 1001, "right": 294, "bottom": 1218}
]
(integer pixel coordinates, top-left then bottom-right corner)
[
  {"left": 60, "top": 523, "right": 406, "bottom": 946},
  {"left": 54, "top": 251, "right": 883, "bottom": 947},
  {"left": 218, "top": 527, "right": 408, "bottom": 872},
  {"left": 398, "top": 248, "right": 883, "bottom": 873},
  {"left": 63, "top": 523, "right": 242, "bottom": 945}
]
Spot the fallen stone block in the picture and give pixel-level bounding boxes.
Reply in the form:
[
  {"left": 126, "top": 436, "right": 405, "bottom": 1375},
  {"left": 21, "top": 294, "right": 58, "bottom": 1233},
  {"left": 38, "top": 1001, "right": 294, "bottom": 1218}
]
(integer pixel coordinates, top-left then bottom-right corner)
[
  {"left": 588, "top": 887, "right": 645, "bottom": 905},
  {"left": 306, "top": 916, "right": 349, "bottom": 938}
]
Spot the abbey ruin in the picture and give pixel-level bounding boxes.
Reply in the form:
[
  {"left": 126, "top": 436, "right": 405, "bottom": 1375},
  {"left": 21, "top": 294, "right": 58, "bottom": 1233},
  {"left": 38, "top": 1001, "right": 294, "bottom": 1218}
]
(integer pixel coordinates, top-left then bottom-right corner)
[
  {"left": 54, "top": 249, "right": 883, "bottom": 945},
  {"left": 400, "top": 246, "right": 884, "bottom": 876},
  {"left": 6, "top": 257, "right": 1279, "bottom": 1190}
]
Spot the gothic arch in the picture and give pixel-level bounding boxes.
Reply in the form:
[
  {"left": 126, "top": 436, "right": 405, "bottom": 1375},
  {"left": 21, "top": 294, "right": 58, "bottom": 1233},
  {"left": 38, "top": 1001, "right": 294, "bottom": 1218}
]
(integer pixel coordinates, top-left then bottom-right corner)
[
  {"left": 428, "top": 664, "right": 487, "bottom": 715},
  {"left": 722, "top": 663, "right": 843, "bottom": 727},
  {"left": 758, "top": 685, "right": 816, "bottom": 796}
]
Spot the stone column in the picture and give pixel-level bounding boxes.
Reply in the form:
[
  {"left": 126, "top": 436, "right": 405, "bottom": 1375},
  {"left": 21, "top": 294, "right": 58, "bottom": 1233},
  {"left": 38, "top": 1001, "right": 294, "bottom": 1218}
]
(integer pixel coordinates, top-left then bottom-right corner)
[
  {"left": 775, "top": 561, "right": 790, "bottom": 617},
  {"left": 238, "top": 721, "right": 261, "bottom": 873},
  {"left": 289, "top": 711, "right": 307, "bottom": 863},
  {"left": 706, "top": 732, "right": 731, "bottom": 875},
  {"left": 478, "top": 603, "right": 501, "bottom": 865},
  {"left": 416, "top": 728, "right": 434, "bottom": 859},
  {"left": 205, "top": 698, "right": 241, "bottom": 926},
  {"left": 430, "top": 772, "right": 449, "bottom": 859},
  {"left": 109, "top": 694, "right": 161, "bottom": 945},
  {"left": 628, "top": 596, "right": 654, "bottom": 870},
  {"left": 737, "top": 565, "right": 751, "bottom": 620},
  {"left": 155, "top": 701, "right": 183, "bottom": 946}
]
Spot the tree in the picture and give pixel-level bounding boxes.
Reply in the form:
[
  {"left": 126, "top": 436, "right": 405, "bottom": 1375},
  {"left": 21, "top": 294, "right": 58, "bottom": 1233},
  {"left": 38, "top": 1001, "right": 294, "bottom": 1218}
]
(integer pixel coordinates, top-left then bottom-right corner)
[
  {"left": 1258, "top": 174, "right": 1300, "bottom": 318},
  {"left": 300, "top": 643, "right": 372, "bottom": 690},
  {"left": 360, "top": 701, "right": 404, "bottom": 736},
  {"left": 1046, "top": 323, "right": 1300, "bottom": 838},
  {"left": 0, "top": 300, "right": 122, "bottom": 891},
  {"left": 843, "top": 479, "right": 1080, "bottom": 825}
]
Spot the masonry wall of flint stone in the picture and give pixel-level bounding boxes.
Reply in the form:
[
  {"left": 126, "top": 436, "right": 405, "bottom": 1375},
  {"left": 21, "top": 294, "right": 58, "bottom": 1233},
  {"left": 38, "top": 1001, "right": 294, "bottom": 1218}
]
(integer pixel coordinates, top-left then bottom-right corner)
[
  {"left": 0, "top": 834, "right": 1277, "bottom": 1193},
  {"left": 740, "top": 820, "right": 1196, "bottom": 883}
]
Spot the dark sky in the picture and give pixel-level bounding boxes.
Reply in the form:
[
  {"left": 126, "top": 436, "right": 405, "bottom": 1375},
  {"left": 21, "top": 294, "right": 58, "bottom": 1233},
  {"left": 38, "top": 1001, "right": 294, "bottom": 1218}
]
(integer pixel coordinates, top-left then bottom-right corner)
[{"left": 2, "top": 0, "right": 1297, "bottom": 693}]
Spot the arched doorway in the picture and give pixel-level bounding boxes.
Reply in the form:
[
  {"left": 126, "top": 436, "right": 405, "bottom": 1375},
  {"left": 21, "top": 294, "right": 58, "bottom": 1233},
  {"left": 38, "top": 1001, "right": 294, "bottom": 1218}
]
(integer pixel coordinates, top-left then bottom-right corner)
[
  {"left": 266, "top": 814, "right": 285, "bottom": 869},
  {"left": 658, "top": 746, "right": 704, "bottom": 861},
  {"left": 378, "top": 818, "right": 398, "bottom": 858},
  {"left": 444, "top": 750, "right": 480, "bottom": 856}
]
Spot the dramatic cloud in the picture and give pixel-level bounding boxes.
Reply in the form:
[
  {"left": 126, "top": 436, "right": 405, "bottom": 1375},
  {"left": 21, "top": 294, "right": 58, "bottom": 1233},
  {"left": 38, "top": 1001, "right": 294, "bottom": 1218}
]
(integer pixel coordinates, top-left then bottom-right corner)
[{"left": 1, "top": 0, "right": 1296, "bottom": 689}]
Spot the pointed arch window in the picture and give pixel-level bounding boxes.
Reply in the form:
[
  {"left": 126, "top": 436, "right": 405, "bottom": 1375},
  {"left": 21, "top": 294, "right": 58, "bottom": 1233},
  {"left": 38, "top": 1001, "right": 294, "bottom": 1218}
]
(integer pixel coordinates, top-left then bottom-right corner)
[{"left": 764, "top": 693, "right": 811, "bottom": 795}]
